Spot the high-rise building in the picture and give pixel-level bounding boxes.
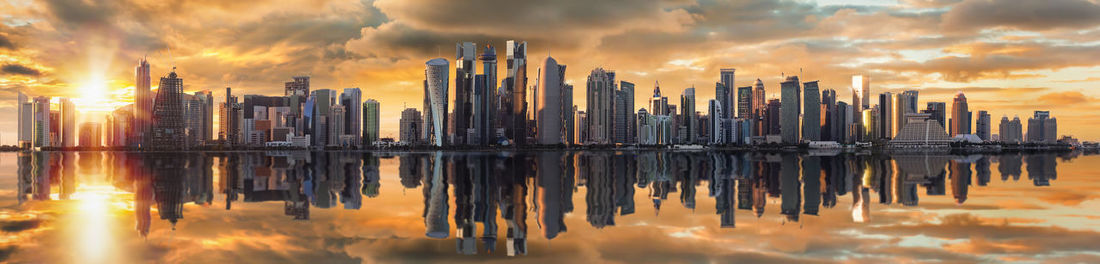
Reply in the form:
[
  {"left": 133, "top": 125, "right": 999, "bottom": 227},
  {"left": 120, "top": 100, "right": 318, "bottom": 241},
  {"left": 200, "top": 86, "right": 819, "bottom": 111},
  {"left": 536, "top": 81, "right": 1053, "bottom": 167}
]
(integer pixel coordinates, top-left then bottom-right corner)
[
  {"left": 650, "top": 81, "right": 668, "bottom": 116},
  {"left": 764, "top": 99, "right": 782, "bottom": 136},
  {"left": 616, "top": 81, "right": 635, "bottom": 144},
  {"left": 950, "top": 92, "right": 970, "bottom": 136},
  {"left": 454, "top": 42, "right": 477, "bottom": 145},
  {"left": 285, "top": 76, "right": 310, "bottom": 96},
  {"left": 32, "top": 96, "right": 50, "bottom": 147},
  {"left": 363, "top": 99, "right": 380, "bottom": 145},
  {"left": 17, "top": 92, "right": 33, "bottom": 147},
  {"left": 182, "top": 92, "right": 213, "bottom": 147},
  {"left": 585, "top": 68, "right": 614, "bottom": 144},
  {"left": 892, "top": 90, "right": 918, "bottom": 138},
  {"left": 536, "top": 56, "right": 567, "bottom": 145},
  {"left": 425, "top": 58, "right": 450, "bottom": 147},
  {"left": 852, "top": 75, "right": 869, "bottom": 111},
  {"left": 399, "top": 108, "right": 422, "bottom": 144},
  {"left": 680, "top": 87, "right": 696, "bottom": 144},
  {"left": 284, "top": 76, "right": 310, "bottom": 134},
  {"left": 328, "top": 105, "right": 346, "bottom": 147},
  {"left": 564, "top": 86, "right": 575, "bottom": 146},
  {"left": 802, "top": 81, "right": 820, "bottom": 141},
  {"left": 821, "top": 89, "right": 838, "bottom": 141},
  {"left": 836, "top": 101, "right": 851, "bottom": 143},
  {"left": 976, "top": 110, "right": 991, "bottom": 141},
  {"left": 135, "top": 57, "right": 152, "bottom": 147},
  {"left": 150, "top": 68, "right": 186, "bottom": 148},
  {"left": 737, "top": 86, "right": 753, "bottom": 119},
  {"left": 780, "top": 76, "right": 801, "bottom": 144},
  {"left": 878, "top": 92, "right": 893, "bottom": 139},
  {"left": 109, "top": 105, "right": 132, "bottom": 146},
  {"left": 715, "top": 82, "right": 728, "bottom": 117},
  {"left": 219, "top": 87, "right": 241, "bottom": 144},
  {"left": 59, "top": 98, "right": 76, "bottom": 147},
  {"left": 1027, "top": 111, "right": 1057, "bottom": 143},
  {"left": 472, "top": 45, "right": 498, "bottom": 145},
  {"left": 708, "top": 99, "right": 723, "bottom": 144},
  {"left": 752, "top": 79, "right": 765, "bottom": 117},
  {"left": 79, "top": 122, "right": 102, "bottom": 147},
  {"left": 862, "top": 108, "right": 877, "bottom": 140},
  {"left": 720, "top": 68, "right": 736, "bottom": 118},
  {"left": 501, "top": 40, "right": 528, "bottom": 145},
  {"left": 924, "top": 102, "right": 946, "bottom": 129},
  {"left": 999, "top": 115, "right": 1023, "bottom": 143},
  {"left": 340, "top": 88, "right": 363, "bottom": 146}
]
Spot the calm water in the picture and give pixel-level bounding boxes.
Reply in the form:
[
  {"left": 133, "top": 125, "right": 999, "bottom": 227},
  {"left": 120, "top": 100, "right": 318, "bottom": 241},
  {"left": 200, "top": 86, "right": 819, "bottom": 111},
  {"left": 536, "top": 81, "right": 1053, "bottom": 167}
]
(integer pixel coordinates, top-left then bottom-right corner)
[{"left": 0, "top": 150, "right": 1097, "bottom": 263}]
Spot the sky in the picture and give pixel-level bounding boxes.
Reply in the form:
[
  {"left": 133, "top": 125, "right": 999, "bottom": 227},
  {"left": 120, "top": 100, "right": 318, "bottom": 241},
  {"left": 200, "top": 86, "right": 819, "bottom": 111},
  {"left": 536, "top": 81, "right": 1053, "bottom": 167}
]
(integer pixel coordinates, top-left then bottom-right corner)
[{"left": 1, "top": 0, "right": 1099, "bottom": 143}]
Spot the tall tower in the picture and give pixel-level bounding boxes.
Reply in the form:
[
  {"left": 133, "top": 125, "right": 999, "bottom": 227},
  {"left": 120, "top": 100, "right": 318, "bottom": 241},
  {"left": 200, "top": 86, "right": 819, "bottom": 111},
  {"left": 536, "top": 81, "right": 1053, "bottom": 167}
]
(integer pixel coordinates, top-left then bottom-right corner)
[
  {"left": 363, "top": 99, "right": 380, "bottom": 145},
  {"left": 454, "top": 42, "right": 477, "bottom": 145},
  {"left": 151, "top": 68, "right": 185, "bottom": 148},
  {"left": 585, "top": 68, "right": 613, "bottom": 144},
  {"left": 135, "top": 57, "right": 151, "bottom": 147},
  {"left": 720, "top": 68, "right": 735, "bottom": 118},
  {"left": 950, "top": 92, "right": 970, "bottom": 136},
  {"left": 425, "top": 58, "right": 450, "bottom": 147},
  {"left": 852, "top": 75, "right": 869, "bottom": 111},
  {"left": 340, "top": 88, "right": 362, "bottom": 146},
  {"left": 802, "top": 81, "right": 820, "bottom": 141},
  {"left": 752, "top": 79, "right": 765, "bottom": 116},
  {"left": 780, "top": 76, "right": 801, "bottom": 144},
  {"left": 474, "top": 44, "right": 497, "bottom": 145},
  {"left": 60, "top": 98, "right": 76, "bottom": 147},
  {"left": 536, "top": 56, "right": 566, "bottom": 144},
  {"left": 503, "top": 40, "right": 528, "bottom": 145},
  {"left": 680, "top": 87, "right": 696, "bottom": 144}
]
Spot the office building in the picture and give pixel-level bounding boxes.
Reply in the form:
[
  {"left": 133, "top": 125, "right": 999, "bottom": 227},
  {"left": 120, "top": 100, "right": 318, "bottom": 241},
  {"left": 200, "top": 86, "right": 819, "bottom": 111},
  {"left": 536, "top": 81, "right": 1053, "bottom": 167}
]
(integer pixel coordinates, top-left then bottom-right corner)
[
  {"left": 58, "top": 98, "right": 76, "bottom": 147},
  {"left": 737, "top": 86, "right": 753, "bottom": 119},
  {"left": 183, "top": 91, "right": 214, "bottom": 147},
  {"left": 950, "top": 92, "right": 970, "bottom": 136},
  {"left": 680, "top": 87, "right": 696, "bottom": 144},
  {"left": 976, "top": 110, "right": 990, "bottom": 141},
  {"left": 999, "top": 116, "right": 1023, "bottom": 143},
  {"left": 802, "top": 81, "right": 820, "bottom": 141},
  {"left": 32, "top": 96, "right": 50, "bottom": 147},
  {"left": 536, "top": 56, "right": 567, "bottom": 145},
  {"left": 150, "top": 68, "right": 186, "bottom": 148},
  {"left": 363, "top": 99, "right": 380, "bottom": 145},
  {"left": 220, "top": 87, "right": 241, "bottom": 144},
  {"left": 585, "top": 68, "right": 614, "bottom": 144},
  {"left": 340, "top": 88, "right": 363, "bottom": 146},
  {"left": 79, "top": 122, "right": 102, "bottom": 147},
  {"left": 1027, "top": 111, "right": 1057, "bottom": 143},
  {"left": 17, "top": 92, "right": 33, "bottom": 147},
  {"left": 763, "top": 99, "right": 781, "bottom": 136},
  {"left": 720, "top": 68, "right": 736, "bottom": 118},
  {"left": 821, "top": 89, "right": 837, "bottom": 141},
  {"left": 399, "top": 108, "right": 422, "bottom": 144},
  {"left": 471, "top": 45, "right": 497, "bottom": 145},
  {"left": 780, "top": 76, "right": 801, "bottom": 144},
  {"left": 500, "top": 40, "right": 528, "bottom": 145},
  {"left": 708, "top": 99, "right": 724, "bottom": 144},
  {"left": 924, "top": 102, "right": 946, "bottom": 129},
  {"left": 454, "top": 42, "right": 477, "bottom": 145},
  {"left": 614, "top": 81, "right": 635, "bottom": 144},
  {"left": 424, "top": 58, "right": 449, "bottom": 146},
  {"left": 852, "top": 75, "right": 869, "bottom": 111},
  {"left": 893, "top": 90, "right": 918, "bottom": 138},
  {"left": 135, "top": 57, "right": 152, "bottom": 147},
  {"left": 752, "top": 79, "right": 765, "bottom": 117}
]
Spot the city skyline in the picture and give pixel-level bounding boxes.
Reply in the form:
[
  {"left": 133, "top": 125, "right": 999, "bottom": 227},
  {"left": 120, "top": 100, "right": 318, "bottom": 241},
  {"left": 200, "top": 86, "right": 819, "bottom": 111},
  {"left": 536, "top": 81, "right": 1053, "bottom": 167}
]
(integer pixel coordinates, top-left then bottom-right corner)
[{"left": 3, "top": 0, "right": 1100, "bottom": 143}]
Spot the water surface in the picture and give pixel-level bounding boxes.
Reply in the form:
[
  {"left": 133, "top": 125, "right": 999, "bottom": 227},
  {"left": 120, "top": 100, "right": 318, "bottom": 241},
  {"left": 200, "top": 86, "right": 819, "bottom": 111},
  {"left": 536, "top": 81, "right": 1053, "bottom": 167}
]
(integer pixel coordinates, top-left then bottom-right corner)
[{"left": 0, "top": 150, "right": 1097, "bottom": 263}]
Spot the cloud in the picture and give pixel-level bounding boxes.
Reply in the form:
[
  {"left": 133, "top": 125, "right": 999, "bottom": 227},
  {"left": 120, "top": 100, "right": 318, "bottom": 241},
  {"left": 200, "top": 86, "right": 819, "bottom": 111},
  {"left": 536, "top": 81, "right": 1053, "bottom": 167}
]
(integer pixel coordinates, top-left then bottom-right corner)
[
  {"left": 1037, "top": 91, "right": 1091, "bottom": 105},
  {"left": 1, "top": 64, "right": 42, "bottom": 76},
  {"left": 0, "top": 34, "right": 14, "bottom": 50},
  {"left": 943, "top": 0, "right": 1100, "bottom": 32}
]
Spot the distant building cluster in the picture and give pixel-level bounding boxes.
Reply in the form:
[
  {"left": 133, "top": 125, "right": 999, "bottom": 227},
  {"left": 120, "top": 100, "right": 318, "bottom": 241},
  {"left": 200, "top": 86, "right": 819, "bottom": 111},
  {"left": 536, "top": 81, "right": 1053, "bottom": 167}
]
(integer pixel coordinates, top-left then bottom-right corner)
[{"left": 13, "top": 42, "right": 1071, "bottom": 149}]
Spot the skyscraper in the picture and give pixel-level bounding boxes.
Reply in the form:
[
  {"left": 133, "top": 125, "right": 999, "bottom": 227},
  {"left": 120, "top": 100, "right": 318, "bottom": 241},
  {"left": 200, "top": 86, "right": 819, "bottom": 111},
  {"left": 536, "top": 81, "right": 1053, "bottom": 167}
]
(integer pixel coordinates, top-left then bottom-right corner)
[
  {"left": 708, "top": 99, "right": 724, "bottom": 144},
  {"left": 950, "top": 92, "right": 970, "bottom": 136},
  {"left": 680, "top": 87, "right": 696, "bottom": 144},
  {"left": 893, "top": 90, "right": 918, "bottom": 138},
  {"left": 425, "top": 58, "right": 450, "bottom": 147},
  {"left": 764, "top": 99, "right": 781, "bottom": 136},
  {"left": 150, "top": 68, "right": 186, "bottom": 148},
  {"left": 135, "top": 57, "right": 152, "bottom": 147},
  {"left": 618, "top": 81, "right": 635, "bottom": 144},
  {"left": 32, "top": 96, "right": 50, "bottom": 147},
  {"left": 737, "top": 86, "right": 753, "bottom": 119},
  {"left": 924, "top": 102, "right": 946, "bottom": 129},
  {"left": 503, "top": 40, "right": 528, "bottom": 145},
  {"left": 752, "top": 79, "right": 765, "bottom": 116},
  {"left": 536, "top": 56, "right": 567, "bottom": 144},
  {"left": 17, "top": 91, "right": 32, "bottom": 147},
  {"left": 976, "top": 110, "right": 991, "bottom": 141},
  {"left": 363, "top": 99, "right": 380, "bottom": 145},
  {"left": 720, "top": 68, "right": 736, "bottom": 118},
  {"left": 454, "top": 42, "right": 477, "bottom": 145},
  {"left": 852, "top": 75, "right": 869, "bottom": 111},
  {"left": 340, "top": 88, "right": 363, "bottom": 146},
  {"left": 878, "top": 92, "right": 893, "bottom": 139},
  {"left": 60, "top": 98, "right": 76, "bottom": 147},
  {"left": 802, "top": 81, "right": 820, "bottom": 141},
  {"left": 399, "top": 108, "right": 421, "bottom": 144},
  {"left": 821, "top": 89, "right": 837, "bottom": 141},
  {"left": 220, "top": 86, "right": 241, "bottom": 144},
  {"left": 1027, "top": 111, "right": 1057, "bottom": 143},
  {"left": 999, "top": 115, "right": 1023, "bottom": 143},
  {"left": 585, "top": 68, "right": 614, "bottom": 144},
  {"left": 780, "top": 76, "right": 801, "bottom": 144},
  {"left": 473, "top": 45, "right": 498, "bottom": 145},
  {"left": 328, "top": 105, "right": 346, "bottom": 147}
]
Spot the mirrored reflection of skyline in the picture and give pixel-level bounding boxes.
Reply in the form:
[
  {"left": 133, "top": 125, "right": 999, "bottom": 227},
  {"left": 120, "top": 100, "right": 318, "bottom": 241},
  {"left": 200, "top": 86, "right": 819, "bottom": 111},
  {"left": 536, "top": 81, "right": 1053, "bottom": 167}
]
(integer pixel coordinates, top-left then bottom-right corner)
[{"left": 5, "top": 150, "right": 1090, "bottom": 261}]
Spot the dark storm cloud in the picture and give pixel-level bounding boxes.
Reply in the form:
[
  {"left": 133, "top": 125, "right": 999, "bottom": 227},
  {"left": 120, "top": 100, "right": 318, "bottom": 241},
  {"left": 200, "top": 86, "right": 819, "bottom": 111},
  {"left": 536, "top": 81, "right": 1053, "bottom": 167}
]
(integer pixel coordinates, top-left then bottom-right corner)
[
  {"left": 1, "top": 64, "right": 42, "bottom": 76},
  {"left": 42, "top": 0, "right": 117, "bottom": 28},
  {"left": 374, "top": 0, "right": 672, "bottom": 34},
  {"left": 943, "top": 0, "right": 1100, "bottom": 32},
  {"left": 0, "top": 34, "right": 14, "bottom": 50}
]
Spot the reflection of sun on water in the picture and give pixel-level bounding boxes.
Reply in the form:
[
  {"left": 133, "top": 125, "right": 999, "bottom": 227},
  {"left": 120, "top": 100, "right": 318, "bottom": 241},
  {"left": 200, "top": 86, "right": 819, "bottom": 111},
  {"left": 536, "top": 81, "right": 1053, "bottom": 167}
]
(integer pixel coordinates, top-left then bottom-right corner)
[{"left": 69, "top": 185, "right": 127, "bottom": 264}]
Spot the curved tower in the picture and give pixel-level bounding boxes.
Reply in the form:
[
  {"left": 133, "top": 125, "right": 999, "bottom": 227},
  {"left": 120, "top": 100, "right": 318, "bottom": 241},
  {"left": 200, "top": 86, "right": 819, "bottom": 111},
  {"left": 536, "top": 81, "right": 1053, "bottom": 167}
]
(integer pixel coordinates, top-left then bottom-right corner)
[{"left": 425, "top": 58, "right": 450, "bottom": 147}]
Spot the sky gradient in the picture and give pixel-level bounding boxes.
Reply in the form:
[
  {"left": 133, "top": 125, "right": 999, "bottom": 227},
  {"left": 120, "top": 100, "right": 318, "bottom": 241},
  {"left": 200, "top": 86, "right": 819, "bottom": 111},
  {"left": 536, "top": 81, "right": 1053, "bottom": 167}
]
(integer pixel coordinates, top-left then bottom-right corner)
[{"left": 1, "top": 0, "right": 1099, "bottom": 143}]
